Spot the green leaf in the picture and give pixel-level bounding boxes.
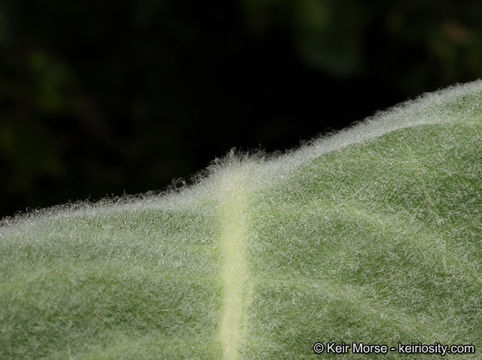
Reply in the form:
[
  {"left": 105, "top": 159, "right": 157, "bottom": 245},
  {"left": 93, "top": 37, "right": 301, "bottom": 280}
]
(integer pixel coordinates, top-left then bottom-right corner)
[{"left": 1, "top": 81, "right": 481, "bottom": 359}]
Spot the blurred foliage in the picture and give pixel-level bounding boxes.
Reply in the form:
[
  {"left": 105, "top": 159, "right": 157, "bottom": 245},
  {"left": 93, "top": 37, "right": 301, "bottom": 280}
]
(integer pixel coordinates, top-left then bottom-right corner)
[
  {"left": 241, "top": 0, "right": 482, "bottom": 80},
  {"left": 0, "top": 0, "right": 481, "bottom": 217},
  {"left": 243, "top": 0, "right": 367, "bottom": 75}
]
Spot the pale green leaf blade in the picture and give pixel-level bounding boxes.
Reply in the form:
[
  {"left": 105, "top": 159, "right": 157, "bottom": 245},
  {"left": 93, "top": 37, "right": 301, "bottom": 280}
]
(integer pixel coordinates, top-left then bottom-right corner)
[{"left": 0, "top": 80, "right": 480, "bottom": 359}]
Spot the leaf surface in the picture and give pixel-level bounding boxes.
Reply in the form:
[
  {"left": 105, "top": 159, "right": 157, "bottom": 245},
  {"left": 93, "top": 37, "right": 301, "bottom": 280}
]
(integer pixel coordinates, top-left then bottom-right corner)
[{"left": 1, "top": 81, "right": 481, "bottom": 359}]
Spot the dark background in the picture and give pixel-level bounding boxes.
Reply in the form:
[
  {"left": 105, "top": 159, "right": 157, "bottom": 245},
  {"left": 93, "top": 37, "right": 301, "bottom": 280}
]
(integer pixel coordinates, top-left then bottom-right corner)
[{"left": 1, "top": 0, "right": 481, "bottom": 218}]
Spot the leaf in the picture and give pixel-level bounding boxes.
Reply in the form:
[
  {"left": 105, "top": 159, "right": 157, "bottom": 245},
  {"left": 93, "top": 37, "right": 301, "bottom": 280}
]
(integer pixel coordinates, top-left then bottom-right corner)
[{"left": 0, "top": 81, "right": 481, "bottom": 359}]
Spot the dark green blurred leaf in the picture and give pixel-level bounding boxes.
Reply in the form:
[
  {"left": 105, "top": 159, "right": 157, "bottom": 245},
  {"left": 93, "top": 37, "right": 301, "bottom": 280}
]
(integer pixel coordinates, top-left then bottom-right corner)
[
  {"left": 29, "top": 52, "right": 73, "bottom": 113},
  {"left": 0, "top": 120, "right": 64, "bottom": 191},
  {"left": 293, "top": 0, "right": 366, "bottom": 76}
]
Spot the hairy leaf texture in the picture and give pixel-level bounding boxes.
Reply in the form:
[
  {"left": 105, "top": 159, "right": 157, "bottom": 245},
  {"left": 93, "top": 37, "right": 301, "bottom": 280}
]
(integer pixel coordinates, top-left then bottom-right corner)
[{"left": 1, "top": 81, "right": 481, "bottom": 359}]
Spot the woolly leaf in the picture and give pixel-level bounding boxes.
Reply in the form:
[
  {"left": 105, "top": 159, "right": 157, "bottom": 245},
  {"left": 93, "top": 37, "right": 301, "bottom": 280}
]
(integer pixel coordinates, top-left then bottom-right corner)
[{"left": 1, "top": 81, "right": 481, "bottom": 359}]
